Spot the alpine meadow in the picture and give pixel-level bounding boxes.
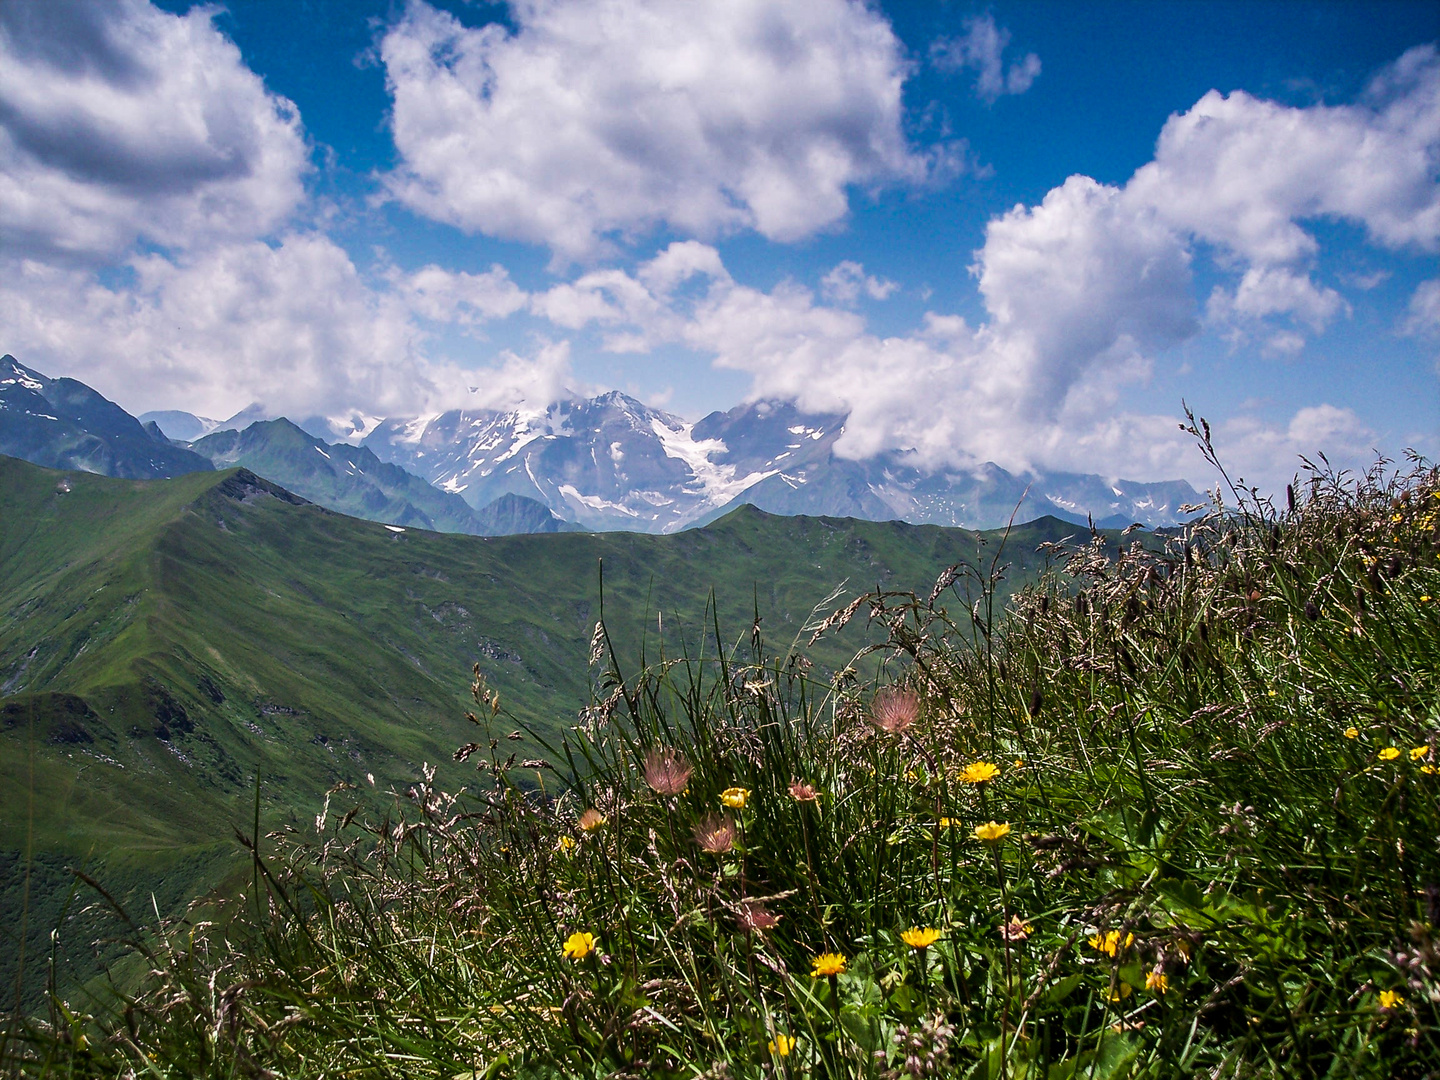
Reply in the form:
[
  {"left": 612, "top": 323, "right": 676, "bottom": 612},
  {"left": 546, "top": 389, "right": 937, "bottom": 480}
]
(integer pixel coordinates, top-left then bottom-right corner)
[{"left": 3, "top": 0, "right": 1439, "bottom": 1077}]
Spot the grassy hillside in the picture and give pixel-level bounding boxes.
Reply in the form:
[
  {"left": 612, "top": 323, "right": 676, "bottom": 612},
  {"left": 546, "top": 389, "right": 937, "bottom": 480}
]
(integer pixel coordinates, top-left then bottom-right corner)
[
  {"left": 0, "top": 453, "right": 1072, "bottom": 1004},
  {"left": 6, "top": 450, "right": 1436, "bottom": 1077},
  {"left": 189, "top": 418, "right": 494, "bottom": 534}
]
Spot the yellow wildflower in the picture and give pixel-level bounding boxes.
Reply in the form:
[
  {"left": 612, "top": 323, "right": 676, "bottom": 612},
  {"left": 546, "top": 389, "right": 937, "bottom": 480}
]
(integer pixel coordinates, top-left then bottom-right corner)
[
  {"left": 1146, "top": 970, "right": 1169, "bottom": 993},
  {"left": 1343, "top": 727, "right": 1360, "bottom": 739},
  {"left": 938, "top": 817, "right": 956, "bottom": 828},
  {"left": 959, "top": 761, "right": 1000, "bottom": 785},
  {"left": 562, "top": 931, "right": 595, "bottom": 960},
  {"left": 1410, "top": 746, "right": 1431, "bottom": 761},
  {"left": 1089, "top": 929, "right": 1135, "bottom": 957},
  {"left": 557, "top": 835, "right": 576, "bottom": 853},
  {"left": 768, "top": 1034, "right": 795, "bottom": 1057},
  {"left": 1378, "top": 746, "right": 1401, "bottom": 761},
  {"left": 810, "top": 952, "right": 846, "bottom": 977},
  {"left": 900, "top": 927, "right": 942, "bottom": 949},
  {"left": 1108, "top": 982, "right": 1134, "bottom": 1002},
  {"left": 1378, "top": 989, "right": 1403, "bottom": 1010},
  {"left": 1422, "top": 764, "right": 1437, "bottom": 775},
  {"left": 973, "top": 820, "right": 1011, "bottom": 843},
  {"left": 720, "top": 786, "right": 750, "bottom": 809}
]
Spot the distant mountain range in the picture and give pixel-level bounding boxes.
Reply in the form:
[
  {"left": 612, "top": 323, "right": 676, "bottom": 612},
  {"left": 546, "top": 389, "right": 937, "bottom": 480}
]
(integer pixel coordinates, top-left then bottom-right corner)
[
  {"left": 1, "top": 356, "right": 212, "bottom": 479},
  {"left": 188, "top": 418, "right": 578, "bottom": 536},
  {"left": 7, "top": 354, "right": 1203, "bottom": 532},
  {"left": 356, "top": 394, "right": 1201, "bottom": 532}
]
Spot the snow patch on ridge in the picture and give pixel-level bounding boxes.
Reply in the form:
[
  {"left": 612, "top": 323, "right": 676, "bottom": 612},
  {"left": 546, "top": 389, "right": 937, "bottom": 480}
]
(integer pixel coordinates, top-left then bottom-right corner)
[
  {"left": 397, "top": 413, "right": 441, "bottom": 444},
  {"left": 489, "top": 412, "right": 549, "bottom": 465},
  {"left": 2, "top": 362, "right": 44, "bottom": 391},
  {"left": 648, "top": 417, "right": 779, "bottom": 510},
  {"left": 558, "top": 484, "right": 639, "bottom": 517}
]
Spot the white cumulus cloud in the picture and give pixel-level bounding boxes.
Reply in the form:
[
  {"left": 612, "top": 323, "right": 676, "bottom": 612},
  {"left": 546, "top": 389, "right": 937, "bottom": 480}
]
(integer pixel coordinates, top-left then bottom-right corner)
[
  {"left": 0, "top": 0, "right": 308, "bottom": 262},
  {"left": 930, "top": 14, "right": 1041, "bottom": 102},
  {"left": 397, "top": 264, "right": 529, "bottom": 326},
  {"left": 821, "top": 260, "right": 898, "bottom": 304},
  {"left": 380, "top": 0, "right": 931, "bottom": 260},
  {"left": 0, "top": 236, "right": 568, "bottom": 420},
  {"left": 1131, "top": 45, "right": 1440, "bottom": 264}
]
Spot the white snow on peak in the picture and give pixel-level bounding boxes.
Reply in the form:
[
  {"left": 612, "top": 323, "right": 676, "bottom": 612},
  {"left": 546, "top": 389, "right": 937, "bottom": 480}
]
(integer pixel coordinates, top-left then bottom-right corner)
[
  {"left": 438, "top": 476, "right": 468, "bottom": 493},
  {"left": 648, "top": 417, "right": 779, "bottom": 510},
  {"left": 315, "top": 446, "right": 330, "bottom": 460},
  {"left": 558, "top": 484, "right": 639, "bottom": 517},
  {"left": 491, "top": 415, "right": 548, "bottom": 464},
  {"left": 2, "top": 363, "right": 44, "bottom": 391},
  {"left": 397, "top": 413, "right": 441, "bottom": 444},
  {"left": 384, "top": 525, "right": 406, "bottom": 533}
]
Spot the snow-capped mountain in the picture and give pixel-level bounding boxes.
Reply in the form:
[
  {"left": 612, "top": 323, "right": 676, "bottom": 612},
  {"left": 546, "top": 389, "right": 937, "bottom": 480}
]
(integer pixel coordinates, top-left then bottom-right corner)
[
  {"left": 29, "top": 354, "right": 1202, "bottom": 534},
  {"left": 362, "top": 391, "right": 786, "bottom": 532},
  {"left": 360, "top": 393, "right": 1202, "bottom": 533},
  {"left": 1, "top": 356, "right": 212, "bottom": 479}
]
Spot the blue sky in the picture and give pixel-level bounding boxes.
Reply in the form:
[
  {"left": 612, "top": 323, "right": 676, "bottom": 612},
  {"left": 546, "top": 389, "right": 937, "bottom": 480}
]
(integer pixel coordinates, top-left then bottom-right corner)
[{"left": 0, "top": 0, "right": 1436, "bottom": 491}]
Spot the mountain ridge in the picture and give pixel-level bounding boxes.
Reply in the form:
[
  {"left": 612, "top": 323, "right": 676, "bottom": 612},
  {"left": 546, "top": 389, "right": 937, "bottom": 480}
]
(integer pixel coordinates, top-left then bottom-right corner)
[
  {"left": 0, "top": 355, "right": 213, "bottom": 479},
  {"left": 4, "top": 356, "right": 1203, "bottom": 533}
]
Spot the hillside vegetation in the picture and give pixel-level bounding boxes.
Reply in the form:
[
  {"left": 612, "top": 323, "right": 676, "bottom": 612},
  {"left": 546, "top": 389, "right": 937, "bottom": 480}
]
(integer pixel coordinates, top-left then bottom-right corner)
[
  {"left": 0, "top": 454, "right": 1060, "bottom": 1006},
  {"left": 5, "top": 438, "right": 1438, "bottom": 1077}
]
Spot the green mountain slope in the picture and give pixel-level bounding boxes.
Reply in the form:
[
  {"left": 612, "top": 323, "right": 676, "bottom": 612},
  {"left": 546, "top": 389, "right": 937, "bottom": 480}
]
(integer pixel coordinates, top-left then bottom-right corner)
[
  {"left": 473, "top": 491, "right": 583, "bottom": 534},
  {"left": 0, "top": 453, "right": 1086, "bottom": 999},
  {"left": 190, "top": 418, "right": 493, "bottom": 534}
]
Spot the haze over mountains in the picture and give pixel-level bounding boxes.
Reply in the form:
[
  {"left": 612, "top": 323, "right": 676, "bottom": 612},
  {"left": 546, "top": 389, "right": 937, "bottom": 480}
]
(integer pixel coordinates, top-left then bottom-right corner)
[{"left": 4, "top": 354, "right": 1203, "bottom": 533}]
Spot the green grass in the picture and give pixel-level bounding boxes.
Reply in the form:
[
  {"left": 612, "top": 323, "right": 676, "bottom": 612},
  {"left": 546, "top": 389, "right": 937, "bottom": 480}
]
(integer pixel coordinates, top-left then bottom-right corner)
[
  {"left": 0, "top": 454, "right": 1064, "bottom": 1008},
  {"left": 5, "top": 442, "right": 1438, "bottom": 1077}
]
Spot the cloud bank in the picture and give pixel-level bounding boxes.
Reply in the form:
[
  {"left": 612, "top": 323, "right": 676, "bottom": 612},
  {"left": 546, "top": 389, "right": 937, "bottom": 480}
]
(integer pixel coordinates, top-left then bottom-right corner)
[
  {"left": 0, "top": 1, "right": 1431, "bottom": 495},
  {"left": 380, "top": 0, "right": 932, "bottom": 259},
  {"left": 507, "top": 47, "right": 1439, "bottom": 489},
  {"left": 0, "top": 0, "right": 308, "bottom": 262}
]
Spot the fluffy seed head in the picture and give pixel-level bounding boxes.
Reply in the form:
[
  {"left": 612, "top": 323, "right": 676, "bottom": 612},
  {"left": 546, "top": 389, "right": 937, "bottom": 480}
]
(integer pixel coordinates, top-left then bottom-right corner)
[
  {"left": 693, "top": 814, "right": 736, "bottom": 855},
  {"left": 870, "top": 686, "right": 919, "bottom": 734},
  {"left": 643, "top": 747, "right": 693, "bottom": 796}
]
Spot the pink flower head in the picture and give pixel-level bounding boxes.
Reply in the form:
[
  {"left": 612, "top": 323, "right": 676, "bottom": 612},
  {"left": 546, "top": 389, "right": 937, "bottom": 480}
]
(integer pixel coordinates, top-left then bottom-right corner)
[
  {"left": 870, "top": 687, "right": 919, "bottom": 734},
  {"left": 693, "top": 814, "right": 737, "bottom": 855},
  {"left": 737, "top": 900, "right": 782, "bottom": 933},
  {"left": 789, "top": 779, "right": 820, "bottom": 802},
  {"left": 643, "top": 747, "right": 693, "bottom": 796}
]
